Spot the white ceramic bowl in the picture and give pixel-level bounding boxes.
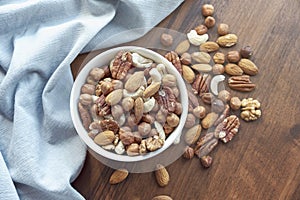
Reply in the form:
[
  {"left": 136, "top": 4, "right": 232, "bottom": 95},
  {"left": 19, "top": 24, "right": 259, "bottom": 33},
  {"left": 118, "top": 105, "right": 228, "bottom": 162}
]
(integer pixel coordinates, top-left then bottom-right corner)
[{"left": 70, "top": 46, "right": 188, "bottom": 162}]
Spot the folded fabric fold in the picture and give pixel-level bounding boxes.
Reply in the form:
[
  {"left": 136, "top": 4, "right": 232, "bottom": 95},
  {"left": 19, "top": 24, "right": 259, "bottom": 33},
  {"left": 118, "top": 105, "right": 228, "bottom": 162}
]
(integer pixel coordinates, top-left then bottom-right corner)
[{"left": 0, "top": 0, "right": 183, "bottom": 199}]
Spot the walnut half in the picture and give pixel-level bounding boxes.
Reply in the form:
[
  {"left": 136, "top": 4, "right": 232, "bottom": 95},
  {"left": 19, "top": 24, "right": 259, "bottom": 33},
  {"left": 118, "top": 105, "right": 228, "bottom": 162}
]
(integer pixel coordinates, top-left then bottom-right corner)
[{"left": 214, "top": 115, "right": 240, "bottom": 143}]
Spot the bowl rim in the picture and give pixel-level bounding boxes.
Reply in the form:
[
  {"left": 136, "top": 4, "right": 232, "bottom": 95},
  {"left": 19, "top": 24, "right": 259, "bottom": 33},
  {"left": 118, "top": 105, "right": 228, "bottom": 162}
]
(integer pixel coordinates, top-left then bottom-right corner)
[{"left": 70, "top": 46, "right": 188, "bottom": 162}]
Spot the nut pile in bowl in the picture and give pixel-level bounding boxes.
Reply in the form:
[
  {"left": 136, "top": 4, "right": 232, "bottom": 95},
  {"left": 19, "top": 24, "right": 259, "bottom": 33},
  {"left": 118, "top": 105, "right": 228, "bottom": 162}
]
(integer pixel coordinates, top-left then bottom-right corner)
[{"left": 71, "top": 46, "right": 188, "bottom": 162}]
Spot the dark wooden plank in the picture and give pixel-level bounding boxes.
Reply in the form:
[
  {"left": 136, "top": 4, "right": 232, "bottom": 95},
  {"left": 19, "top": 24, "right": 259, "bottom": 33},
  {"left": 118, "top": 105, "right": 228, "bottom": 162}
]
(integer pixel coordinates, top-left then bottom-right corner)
[{"left": 72, "top": 0, "right": 300, "bottom": 199}]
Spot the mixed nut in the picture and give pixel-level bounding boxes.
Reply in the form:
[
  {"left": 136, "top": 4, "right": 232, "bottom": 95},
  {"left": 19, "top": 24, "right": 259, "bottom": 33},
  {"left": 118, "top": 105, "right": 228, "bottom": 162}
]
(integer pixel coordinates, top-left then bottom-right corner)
[
  {"left": 97, "top": 3, "right": 264, "bottom": 198},
  {"left": 160, "top": 3, "right": 262, "bottom": 169},
  {"left": 78, "top": 51, "right": 183, "bottom": 156}
]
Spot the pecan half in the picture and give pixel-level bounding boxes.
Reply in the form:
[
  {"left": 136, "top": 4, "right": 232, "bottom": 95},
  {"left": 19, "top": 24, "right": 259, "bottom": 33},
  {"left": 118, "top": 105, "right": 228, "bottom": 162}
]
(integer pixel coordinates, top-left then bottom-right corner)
[
  {"left": 228, "top": 75, "right": 255, "bottom": 92},
  {"left": 95, "top": 94, "right": 111, "bottom": 117},
  {"left": 110, "top": 51, "right": 132, "bottom": 80},
  {"left": 195, "top": 136, "right": 218, "bottom": 158},
  {"left": 78, "top": 103, "right": 92, "bottom": 131},
  {"left": 214, "top": 115, "right": 240, "bottom": 143},
  {"left": 192, "top": 73, "right": 211, "bottom": 95},
  {"left": 99, "top": 119, "right": 120, "bottom": 134},
  {"left": 164, "top": 51, "right": 182, "bottom": 74},
  {"left": 154, "top": 86, "right": 177, "bottom": 113},
  {"left": 188, "top": 91, "right": 200, "bottom": 108}
]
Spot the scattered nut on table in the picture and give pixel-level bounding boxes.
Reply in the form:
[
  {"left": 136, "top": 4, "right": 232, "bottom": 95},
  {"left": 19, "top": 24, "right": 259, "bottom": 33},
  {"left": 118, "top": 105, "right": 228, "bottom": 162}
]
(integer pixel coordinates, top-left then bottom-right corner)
[{"left": 240, "top": 98, "right": 262, "bottom": 121}]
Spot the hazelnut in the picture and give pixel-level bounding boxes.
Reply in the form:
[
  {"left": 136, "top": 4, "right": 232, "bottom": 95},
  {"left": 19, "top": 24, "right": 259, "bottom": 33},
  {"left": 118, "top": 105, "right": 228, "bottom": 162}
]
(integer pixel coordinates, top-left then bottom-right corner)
[
  {"left": 138, "top": 122, "right": 151, "bottom": 137},
  {"left": 204, "top": 16, "right": 216, "bottom": 28},
  {"left": 156, "top": 108, "right": 167, "bottom": 124},
  {"left": 183, "top": 146, "right": 194, "bottom": 159},
  {"left": 193, "top": 106, "right": 206, "bottom": 119},
  {"left": 195, "top": 24, "right": 208, "bottom": 35},
  {"left": 141, "top": 114, "right": 155, "bottom": 124},
  {"left": 79, "top": 94, "right": 93, "bottom": 105},
  {"left": 163, "top": 123, "right": 174, "bottom": 135},
  {"left": 230, "top": 96, "right": 242, "bottom": 110},
  {"left": 133, "top": 131, "right": 142, "bottom": 143},
  {"left": 200, "top": 155, "right": 213, "bottom": 168},
  {"left": 127, "top": 114, "right": 137, "bottom": 128},
  {"left": 121, "top": 97, "right": 134, "bottom": 111},
  {"left": 240, "top": 45, "right": 253, "bottom": 58},
  {"left": 100, "top": 81, "right": 113, "bottom": 95},
  {"left": 227, "top": 51, "right": 241, "bottom": 63},
  {"left": 211, "top": 99, "right": 225, "bottom": 113},
  {"left": 212, "top": 64, "right": 225, "bottom": 75},
  {"left": 81, "top": 84, "right": 95, "bottom": 95},
  {"left": 174, "top": 102, "right": 183, "bottom": 115},
  {"left": 218, "top": 90, "right": 231, "bottom": 103},
  {"left": 213, "top": 52, "right": 225, "bottom": 64},
  {"left": 180, "top": 52, "right": 192, "bottom": 65},
  {"left": 111, "top": 104, "right": 124, "bottom": 119},
  {"left": 202, "top": 4, "right": 214, "bottom": 16},
  {"left": 160, "top": 33, "right": 173, "bottom": 47},
  {"left": 119, "top": 130, "right": 135, "bottom": 146},
  {"left": 89, "top": 67, "right": 105, "bottom": 81},
  {"left": 166, "top": 113, "right": 180, "bottom": 128},
  {"left": 217, "top": 23, "right": 229, "bottom": 36},
  {"left": 201, "top": 92, "right": 214, "bottom": 104},
  {"left": 86, "top": 75, "right": 97, "bottom": 85},
  {"left": 184, "top": 113, "right": 196, "bottom": 128},
  {"left": 172, "top": 87, "right": 180, "bottom": 98}
]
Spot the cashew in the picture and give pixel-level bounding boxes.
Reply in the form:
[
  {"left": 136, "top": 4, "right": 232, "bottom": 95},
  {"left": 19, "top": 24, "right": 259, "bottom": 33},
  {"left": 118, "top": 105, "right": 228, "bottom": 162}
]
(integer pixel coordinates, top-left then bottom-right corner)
[
  {"left": 187, "top": 30, "right": 209, "bottom": 46},
  {"left": 89, "top": 121, "right": 101, "bottom": 134},
  {"left": 115, "top": 141, "right": 125, "bottom": 155},
  {"left": 132, "top": 53, "right": 153, "bottom": 68},
  {"left": 143, "top": 97, "right": 156, "bottom": 113},
  {"left": 149, "top": 68, "right": 162, "bottom": 83},
  {"left": 154, "top": 121, "right": 166, "bottom": 141},
  {"left": 123, "top": 86, "right": 145, "bottom": 99},
  {"left": 210, "top": 75, "right": 225, "bottom": 96},
  {"left": 102, "top": 144, "right": 115, "bottom": 151},
  {"left": 117, "top": 114, "right": 126, "bottom": 127},
  {"left": 156, "top": 63, "right": 167, "bottom": 75}
]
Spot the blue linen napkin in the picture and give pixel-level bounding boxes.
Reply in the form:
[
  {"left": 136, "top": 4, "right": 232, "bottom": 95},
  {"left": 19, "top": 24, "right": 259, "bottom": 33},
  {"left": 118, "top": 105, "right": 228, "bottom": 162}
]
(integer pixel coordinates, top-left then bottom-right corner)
[{"left": 0, "top": 0, "right": 183, "bottom": 199}]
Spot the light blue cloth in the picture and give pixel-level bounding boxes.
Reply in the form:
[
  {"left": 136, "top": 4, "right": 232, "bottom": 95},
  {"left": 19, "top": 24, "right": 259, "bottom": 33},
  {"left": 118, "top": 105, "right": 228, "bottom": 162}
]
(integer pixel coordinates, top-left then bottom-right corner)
[{"left": 0, "top": 0, "right": 183, "bottom": 199}]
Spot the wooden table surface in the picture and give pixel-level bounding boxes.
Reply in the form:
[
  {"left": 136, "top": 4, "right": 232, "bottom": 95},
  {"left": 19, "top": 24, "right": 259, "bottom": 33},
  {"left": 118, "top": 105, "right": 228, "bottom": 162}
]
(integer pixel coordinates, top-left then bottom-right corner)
[{"left": 71, "top": 0, "right": 300, "bottom": 199}]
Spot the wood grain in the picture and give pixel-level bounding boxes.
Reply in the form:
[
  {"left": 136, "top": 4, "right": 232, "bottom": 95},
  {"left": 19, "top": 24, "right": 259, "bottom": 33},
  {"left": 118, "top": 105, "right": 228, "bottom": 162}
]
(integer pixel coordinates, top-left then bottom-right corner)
[{"left": 71, "top": 0, "right": 300, "bottom": 199}]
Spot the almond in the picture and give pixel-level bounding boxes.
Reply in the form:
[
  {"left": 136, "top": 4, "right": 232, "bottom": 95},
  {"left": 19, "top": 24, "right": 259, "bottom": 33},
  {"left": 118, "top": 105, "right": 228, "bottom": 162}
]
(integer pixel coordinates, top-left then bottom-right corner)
[
  {"left": 155, "top": 164, "right": 170, "bottom": 187},
  {"left": 94, "top": 130, "right": 115, "bottom": 146},
  {"left": 225, "top": 63, "right": 243, "bottom": 76},
  {"left": 182, "top": 65, "right": 195, "bottom": 83},
  {"left": 191, "top": 64, "right": 212, "bottom": 72},
  {"left": 134, "top": 97, "right": 144, "bottom": 123},
  {"left": 191, "top": 52, "right": 211, "bottom": 63},
  {"left": 152, "top": 195, "right": 173, "bottom": 200},
  {"left": 124, "top": 71, "right": 145, "bottom": 92},
  {"left": 201, "top": 112, "right": 219, "bottom": 129},
  {"left": 200, "top": 41, "right": 219, "bottom": 52},
  {"left": 238, "top": 59, "right": 258, "bottom": 75},
  {"left": 184, "top": 124, "right": 202, "bottom": 144},
  {"left": 175, "top": 39, "right": 190, "bottom": 55},
  {"left": 109, "top": 169, "right": 129, "bottom": 184},
  {"left": 216, "top": 34, "right": 238, "bottom": 47},
  {"left": 105, "top": 89, "right": 123, "bottom": 105},
  {"left": 143, "top": 81, "right": 161, "bottom": 98}
]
